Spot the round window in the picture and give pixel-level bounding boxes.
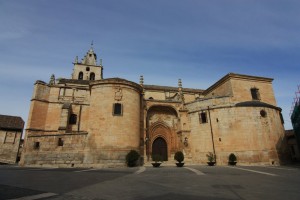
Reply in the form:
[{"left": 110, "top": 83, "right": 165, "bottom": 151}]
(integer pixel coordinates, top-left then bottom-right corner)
[
  {"left": 260, "top": 110, "right": 267, "bottom": 118},
  {"left": 86, "top": 67, "right": 90, "bottom": 71}
]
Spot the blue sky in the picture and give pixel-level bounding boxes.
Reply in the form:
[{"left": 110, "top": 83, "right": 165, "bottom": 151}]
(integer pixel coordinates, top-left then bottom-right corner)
[{"left": 0, "top": 0, "right": 299, "bottom": 130}]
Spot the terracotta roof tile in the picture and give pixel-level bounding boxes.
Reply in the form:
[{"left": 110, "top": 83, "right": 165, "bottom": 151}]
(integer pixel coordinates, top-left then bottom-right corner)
[{"left": 0, "top": 115, "right": 24, "bottom": 130}]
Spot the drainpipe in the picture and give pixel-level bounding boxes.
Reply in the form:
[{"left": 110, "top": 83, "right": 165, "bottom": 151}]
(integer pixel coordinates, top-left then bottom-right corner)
[
  {"left": 78, "top": 105, "right": 82, "bottom": 132},
  {"left": 145, "top": 110, "right": 150, "bottom": 162},
  {"left": 207, "top": 106, "right": 216, "bottom": 161},
  {"left": 16, "top": 130, "right": 22, "bottom": 163}
]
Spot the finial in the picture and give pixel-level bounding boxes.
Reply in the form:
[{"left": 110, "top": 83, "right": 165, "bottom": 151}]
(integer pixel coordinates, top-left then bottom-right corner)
[
  {"left": 100, "top": 59, "right": 103, "bottom": 66},
  {"left": 178, "top": 78, "right": 185, "bottom": 107},
  {"left": 49, "top": 74, "right": 55, "bottom": 85},
  {"left": 178, "top": 79, "right": 182, "bottom": 88},
  {"left": 74, "top": 56, "right": 78, "bottom": 63},
  {"left": 89, "top": 40, "right": 94, "bottom": 52},
  {"left": 140, "top": 75, "right": 144, "bottom": 86}
]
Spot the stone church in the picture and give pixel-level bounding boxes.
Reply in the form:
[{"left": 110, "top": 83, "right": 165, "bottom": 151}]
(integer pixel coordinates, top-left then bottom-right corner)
[{"left": 20, "top": 46, "right": 286, "bottom": 167}]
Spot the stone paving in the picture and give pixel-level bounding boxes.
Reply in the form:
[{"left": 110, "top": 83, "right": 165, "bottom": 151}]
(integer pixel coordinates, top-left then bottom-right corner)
[{"left": 1, "top": 165, "right": 300, "bottom": 200}]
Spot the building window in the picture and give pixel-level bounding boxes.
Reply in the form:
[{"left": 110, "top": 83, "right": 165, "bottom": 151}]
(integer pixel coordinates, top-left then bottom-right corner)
[
  {"left": 260, "top": 110, "right": 267, "bottom": 118},
  {"left": 34, "top": 142, "right": 40, "bottom": 150},
  {"left": 58, "top": 138, "right": 64, "bottom": 146},
  {"left": 200, "top": 112, "right": 207, "bottom": 123},
  {"left": 86, "top": 67, "right": 90, "bottom": 71},
  {"left": 251, "top": 88, "right": 260, "bottom": 100},
  {"left": 90, "top": 72, "right": 95, "bottom": 80},
  {"left": 113, "top": 103, "right": 122, "bottom": 116},
  {"left": 78, "top": 72, "right": 83, "bottom": 80},
  {"left": 69, "top": 114, "right": 77, "bottom": 125}
]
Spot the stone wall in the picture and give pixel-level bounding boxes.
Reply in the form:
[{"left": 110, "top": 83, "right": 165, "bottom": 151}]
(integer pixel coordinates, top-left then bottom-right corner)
[
  {"left": 205, "top": 79, "right": 233, "bottom": 98},
  {"left": 230, "top": 78, "right": 276, "bottom": 105},
  {"left": 22, "top": 131, "right": 86, "bottom": 167},
  {"left": 22, "top": 54, "right": 287, "bottom": 167},
  {"left": 86, "top": 80, "right": 142, "bottom": 164},
  {"left": 0, "top": 130, "right": 22, "bottom": 164},
  {"left": 187, "top": 102, "right": 285, "bottom": 165},
  {"left": 21, "top": 78, "right": 143, "bottom": 167},
  {"left": 144, "top": 90, "right": 166, "bottom": 100}
]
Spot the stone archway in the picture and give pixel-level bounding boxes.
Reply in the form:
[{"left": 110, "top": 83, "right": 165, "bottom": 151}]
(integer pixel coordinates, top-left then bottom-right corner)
[
  {"left": 146, "top": 105, "right": 180, "bottom": 161},
  {"left": 152, "top": 137, "right": 168, "bottom": 161}
]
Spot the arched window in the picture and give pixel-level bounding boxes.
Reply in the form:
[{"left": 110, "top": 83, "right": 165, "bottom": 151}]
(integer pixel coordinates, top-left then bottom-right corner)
[
  {"left": 78, "top": 72, "right": 83, "bottom": 80},
  {"left": 90, "top": 72, "right": 95, "bottom": 80}
]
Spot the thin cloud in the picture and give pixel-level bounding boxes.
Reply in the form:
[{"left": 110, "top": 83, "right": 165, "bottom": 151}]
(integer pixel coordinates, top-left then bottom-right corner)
[{"left": 0, "top": 0, "right": 299, "bottom": 130}]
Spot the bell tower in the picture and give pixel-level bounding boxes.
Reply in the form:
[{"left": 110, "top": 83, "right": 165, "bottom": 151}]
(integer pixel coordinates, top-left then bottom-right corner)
[{"left": 71, "top": 43, "right": 103, "bottom": 81}]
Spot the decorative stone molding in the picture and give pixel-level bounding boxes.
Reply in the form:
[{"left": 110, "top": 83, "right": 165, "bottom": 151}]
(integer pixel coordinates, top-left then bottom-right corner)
[{"left": 114, "top": 87, "right": 123, "bottom": 101}]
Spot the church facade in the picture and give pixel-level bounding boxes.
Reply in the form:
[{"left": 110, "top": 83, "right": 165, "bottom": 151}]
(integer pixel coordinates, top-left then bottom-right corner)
[{"left": 20, "top": 47, "right": 286, "bottom": 167}]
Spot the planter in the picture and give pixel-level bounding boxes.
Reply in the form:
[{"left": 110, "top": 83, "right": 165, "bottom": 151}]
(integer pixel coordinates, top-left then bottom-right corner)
[
  {"left": 207, "top": 161, "right": 216, "bottom": 166},
  {"left": 228, "top": 161, "right": 237, "bottom": 166},
  {"left": 152, "top": 163, "right": 161, "bottom": 167},
  {"left": 176, "top": 162, "right": 184, "bottom": 167}
]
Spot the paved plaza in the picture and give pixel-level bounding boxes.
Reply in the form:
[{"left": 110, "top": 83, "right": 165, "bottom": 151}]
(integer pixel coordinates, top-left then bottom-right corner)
[{"left": 0, "top": 164, "right": 300, "bottom": 200}]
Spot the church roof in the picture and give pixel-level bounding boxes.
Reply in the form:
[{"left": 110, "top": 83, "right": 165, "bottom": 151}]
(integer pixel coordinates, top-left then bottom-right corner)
[
  {"left": 144, "top": 85, "right": 204, "bottom": 93},
  {"left": 58, "top": 78, "right": 203, "bottom": 93},
  {"left": 0, "top": 115, "right": 24, "bottom": 131},
  {"left": 58, "top": 79, "right": 90, "bottom": 85}
]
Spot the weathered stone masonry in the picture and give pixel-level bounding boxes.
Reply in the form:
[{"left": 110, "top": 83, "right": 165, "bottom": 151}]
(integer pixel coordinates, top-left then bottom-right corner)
[{"left": 20, "top": 47, "right": 287, "bottom": 167}]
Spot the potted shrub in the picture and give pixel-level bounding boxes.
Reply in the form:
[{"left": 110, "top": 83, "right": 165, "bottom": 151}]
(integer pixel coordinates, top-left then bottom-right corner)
[
  {"left": 125, "top": 150, "right": 140, "bottom": 167},
  {"left": 152, "top": 154, "right": 162, "bottom": 167},
  {"left": 174, "top": 151, "right": 184, "bottom": 167},
  {"left": 206, "top": 152, "right": 216, "bottom": 166},
  {"left": 228, "top": 153, "right": 237, "bottom": 166}
]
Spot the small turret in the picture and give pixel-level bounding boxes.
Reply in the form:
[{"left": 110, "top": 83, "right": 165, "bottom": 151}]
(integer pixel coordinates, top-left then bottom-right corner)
[
  {"left": 178, "top": 79, "right": 185, "bottom": 105},
  {"left": 140, "top": 75, "right": 144, "bottom": 87},
  {"left": 178, "top": 79, "right": 182, "bottom": 89},
  {"left": 74, "top": 56, "right": 78, "bottom": 64},
  {"left": 49, "top": 74, "right": 55, "bottom": 85}
]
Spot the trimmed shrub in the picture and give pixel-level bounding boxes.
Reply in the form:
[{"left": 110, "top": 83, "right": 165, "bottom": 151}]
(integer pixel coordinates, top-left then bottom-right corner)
[
  {"left": 174, "top": 151, "right": 184, "bottom": 163},
  {"left": 228, "top": 153, "right": 237, "bottom": 162},
  {"left": 126, "top": 150, "right": 140, "bottom": 167}
]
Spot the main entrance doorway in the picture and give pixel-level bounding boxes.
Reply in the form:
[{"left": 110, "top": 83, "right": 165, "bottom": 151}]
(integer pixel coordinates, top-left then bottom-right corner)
[{"left": 152, "top": 137, "right": 168, "bottom": 161}]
